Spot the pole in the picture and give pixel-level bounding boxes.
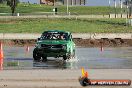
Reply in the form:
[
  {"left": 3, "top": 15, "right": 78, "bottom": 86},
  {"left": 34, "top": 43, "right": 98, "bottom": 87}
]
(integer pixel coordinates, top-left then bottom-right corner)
[
  {"left": 75, "top": 0, "right": 76, "bottom": 5},
  {"left": 127, "top": 1, "right": 129, "bottom": 18},
  {"left": 126, "top": 0, "right": 129, "bottom": 26},
  {"left": 54, "top": 0, "right": 55, "bottom": 15},
  {"left": 67, "top": 0, "right": 69, "bottom": 14},
  {"left": 53, "top": 0, "right": 55, "bottom": 6},
  {"left": 130, "top": 0, "right": 132, "bottom": 18},
  {"left": 114, "top": 0, "right": 117, "bottom": 18},
  {"left": 84, "top": 0, "right": 85, "bottom": 5},
  {"left": 109, "top": 0, "right": 111, "bottom": 18},
  {"left": 71, "top": 0, "right": 73, "bottom": 6},
  {"left": 120, "top": 0, "right": 122, "bottom": 18}
]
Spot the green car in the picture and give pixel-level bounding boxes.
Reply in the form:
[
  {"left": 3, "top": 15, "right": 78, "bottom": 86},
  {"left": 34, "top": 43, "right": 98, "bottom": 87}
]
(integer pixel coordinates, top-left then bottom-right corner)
[{"left": 33, "top": 30, "right": 75, "bottom": 62}]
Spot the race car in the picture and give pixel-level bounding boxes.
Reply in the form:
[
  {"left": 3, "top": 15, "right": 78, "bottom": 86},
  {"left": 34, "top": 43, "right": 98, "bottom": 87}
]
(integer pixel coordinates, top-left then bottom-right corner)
[{"left": 33, "top": 30, "right": 75, "bottom": 62}]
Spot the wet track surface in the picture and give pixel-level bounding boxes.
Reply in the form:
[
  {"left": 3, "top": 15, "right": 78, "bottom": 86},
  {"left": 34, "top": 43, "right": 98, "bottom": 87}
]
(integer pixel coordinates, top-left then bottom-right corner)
[{"left": 3, "top": 46, "right": 132, "bottom": 69}]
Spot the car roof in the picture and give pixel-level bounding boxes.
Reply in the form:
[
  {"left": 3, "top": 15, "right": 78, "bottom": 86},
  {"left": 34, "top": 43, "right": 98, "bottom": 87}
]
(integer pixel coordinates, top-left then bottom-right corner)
[{"left": 43, "top": 30, "right": 70, "bottom": 34}]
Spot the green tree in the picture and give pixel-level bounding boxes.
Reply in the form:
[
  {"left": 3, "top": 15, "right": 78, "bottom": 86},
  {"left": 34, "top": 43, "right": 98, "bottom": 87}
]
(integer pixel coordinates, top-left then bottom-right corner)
[
  {"left": 0, "top": 0, "right": 6, "bottom": 3},
  {"left": 6, "top": 0, "right": 19, "bottom": 16},
  {"left": 0, "top": 0, "right": 3, "bottom": 3}
]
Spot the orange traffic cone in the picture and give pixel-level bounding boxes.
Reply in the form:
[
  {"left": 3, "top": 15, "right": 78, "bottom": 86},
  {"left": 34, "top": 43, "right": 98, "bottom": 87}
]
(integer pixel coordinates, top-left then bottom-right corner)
[
  {"left": 81, "top": 67, "right": 88, "bottom": 78},
  {"left": 0, "top": 59, "right": 3, "bottom": 70},
  {"left": 26, "top": 45, "right": 29, "bottom": 52},
  {"left": 0, "top": 42, "right": 4, "bottom": 58},
  {"left": 100, "top": 42, "right": 103, "bottom": 52},
  {"left": 0, "top": 42, "right": 4, "bottom": 70},
  {"left": 101, "top": 45, "right": 103, "bottom": 52}
]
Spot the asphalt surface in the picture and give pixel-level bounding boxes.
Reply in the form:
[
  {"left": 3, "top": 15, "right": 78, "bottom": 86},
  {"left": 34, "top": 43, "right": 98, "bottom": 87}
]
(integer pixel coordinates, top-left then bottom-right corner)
[{"left": 0, "top": 69, "right": 132, "bottom": 88}]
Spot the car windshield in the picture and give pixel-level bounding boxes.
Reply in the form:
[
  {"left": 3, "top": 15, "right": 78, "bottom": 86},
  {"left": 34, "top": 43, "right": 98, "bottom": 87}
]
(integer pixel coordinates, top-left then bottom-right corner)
[{"left": 40, "top": 32, "right": 69, "bottom": 40}]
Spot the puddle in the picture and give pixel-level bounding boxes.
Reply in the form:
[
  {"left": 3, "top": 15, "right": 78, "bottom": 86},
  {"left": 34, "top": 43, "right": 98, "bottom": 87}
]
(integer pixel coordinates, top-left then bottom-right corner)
[{"left": 2, "top": 46, "right": 132, "bottom": 69}]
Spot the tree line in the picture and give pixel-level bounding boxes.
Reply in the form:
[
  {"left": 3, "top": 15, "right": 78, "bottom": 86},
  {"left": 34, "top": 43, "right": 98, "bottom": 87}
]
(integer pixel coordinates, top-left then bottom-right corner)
[
  {"left": 0, "top": 0, "right": 19, "bottom": 16},
  {"left": 1, "top": 0, "right": 132, "bottom": 17}
]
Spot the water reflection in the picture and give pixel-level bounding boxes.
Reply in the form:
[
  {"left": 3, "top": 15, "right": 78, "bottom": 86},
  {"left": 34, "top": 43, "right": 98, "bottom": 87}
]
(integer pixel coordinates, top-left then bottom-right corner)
[
  {"left": 3, "top": 46, "right": 132, "bottom": 69},
  {"left": 33, "top": 59, "right": 77, "bottom": 69}
]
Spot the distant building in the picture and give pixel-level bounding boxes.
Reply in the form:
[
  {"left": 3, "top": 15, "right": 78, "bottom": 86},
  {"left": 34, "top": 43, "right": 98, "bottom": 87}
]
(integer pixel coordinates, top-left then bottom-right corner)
[
  {"left": 63, "top": 0, "right": 86, "bottom": 5},
  {"left": 40, "top": 0, "right": 86, "bottom": 5},
  {"left": 40, "top": 0, "right": 54, "bottom": 5},
  {"left": 40, "top": 0, "right": 46, "bottom": 4},
  {"left": 20, "top": 0, "right": 39, "bottom": 4}
]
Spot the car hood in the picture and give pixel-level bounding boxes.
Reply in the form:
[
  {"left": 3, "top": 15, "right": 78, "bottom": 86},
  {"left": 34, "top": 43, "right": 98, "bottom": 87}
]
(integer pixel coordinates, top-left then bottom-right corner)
[{"left": 37, "top": 40, "right": 69, "bottom": 45}]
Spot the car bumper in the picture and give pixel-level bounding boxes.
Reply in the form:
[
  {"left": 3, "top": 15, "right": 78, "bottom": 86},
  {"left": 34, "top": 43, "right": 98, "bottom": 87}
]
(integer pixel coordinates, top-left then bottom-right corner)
[{"left": 37, "top": 48, "right": 67, "bottom": 57}]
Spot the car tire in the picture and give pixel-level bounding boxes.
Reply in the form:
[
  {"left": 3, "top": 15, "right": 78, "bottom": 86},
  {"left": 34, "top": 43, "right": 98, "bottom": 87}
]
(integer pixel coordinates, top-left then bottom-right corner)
[
  {"left": 33, "top": 49, "right": 41, "bottom": 62},
  {"left": 63, "top": 53, "right": 71, "bottom": 60},
  {"left": 42, "top": 55, "right": 47, "bottom": 62},
  {"left": 63, "top": 55, "right": 68, "bottom": 60}
]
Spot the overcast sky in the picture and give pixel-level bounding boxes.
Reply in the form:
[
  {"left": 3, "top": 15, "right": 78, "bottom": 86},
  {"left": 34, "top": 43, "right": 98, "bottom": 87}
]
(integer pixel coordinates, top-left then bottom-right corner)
[{"left": 20, "top": 0, "right": 125, "bottom": 6}]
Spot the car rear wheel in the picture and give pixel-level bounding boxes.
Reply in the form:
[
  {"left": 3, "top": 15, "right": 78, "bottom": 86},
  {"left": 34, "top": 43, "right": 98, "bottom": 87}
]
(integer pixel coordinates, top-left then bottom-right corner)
[{"left": 33, "top": 49, "right": 41, "bottom": 62}]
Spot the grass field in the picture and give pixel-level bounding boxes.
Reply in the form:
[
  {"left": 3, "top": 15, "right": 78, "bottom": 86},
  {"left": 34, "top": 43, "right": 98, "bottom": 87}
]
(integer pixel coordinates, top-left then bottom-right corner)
[
  {"left": 0, "top": 3, "right": 123, "bottom": 15},
  {"left": 0, "top": 18, "right": 132, "bottom": 33}
]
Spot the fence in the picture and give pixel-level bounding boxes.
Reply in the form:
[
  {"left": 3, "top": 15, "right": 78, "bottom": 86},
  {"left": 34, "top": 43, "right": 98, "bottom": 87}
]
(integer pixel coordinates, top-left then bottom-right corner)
[{"left": 0, "top": 33, "right": 132, "bottom": 39}]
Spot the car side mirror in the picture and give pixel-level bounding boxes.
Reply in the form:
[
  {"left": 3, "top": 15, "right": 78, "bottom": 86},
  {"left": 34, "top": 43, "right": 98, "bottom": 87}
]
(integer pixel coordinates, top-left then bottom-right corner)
[{"left": 38, "top": 38, "right": 40, "bottom": 40}]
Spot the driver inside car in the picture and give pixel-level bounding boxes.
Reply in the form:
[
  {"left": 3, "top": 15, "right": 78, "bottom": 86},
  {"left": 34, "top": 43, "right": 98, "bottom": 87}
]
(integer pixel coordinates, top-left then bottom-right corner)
[{"left": 58, "top": 33, "right": 64, "bottom": 40}]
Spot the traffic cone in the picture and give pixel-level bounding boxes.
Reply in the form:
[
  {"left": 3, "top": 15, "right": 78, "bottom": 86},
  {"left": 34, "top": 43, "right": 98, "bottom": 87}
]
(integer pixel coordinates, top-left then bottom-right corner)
[
  {"left": 100, "top": 43, "right": 103, "bottom": 52},
  {"left": 0, "top": 59, "right": 3, "bottom": 70},
  {"left": 101, "top": 45, "right": 103, "bottom": 52},
  {"left": 0, "top": 42, "right": 4, "bottom": 70},
  {"left": 0, "top": 42, "right": 4, "bottom": 59},
  {"left": 26, "top": 45, "right": 29, "bottom": 52},
  {"left": 81, "top": 67, "right": 88, "bottom": 78}
]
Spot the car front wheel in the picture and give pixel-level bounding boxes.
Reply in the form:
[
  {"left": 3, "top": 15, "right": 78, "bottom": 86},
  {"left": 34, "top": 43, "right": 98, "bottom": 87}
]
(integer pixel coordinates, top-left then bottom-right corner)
[
  {"left": 63, "top": 53, "right": 71, "bottom": 60},
  {"left": 42, "top": 55, "right": 47, "bottom": 62}
]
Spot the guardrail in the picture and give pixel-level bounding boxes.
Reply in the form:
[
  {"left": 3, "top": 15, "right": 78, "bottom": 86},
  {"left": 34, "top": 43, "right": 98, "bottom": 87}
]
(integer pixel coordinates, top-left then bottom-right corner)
[
  {"left": 0, "top": 33, "right": 132, "bottom": 39},
  {"left": 0, "top": 12, "right": 78, "bottom": 16},
  {"left": 0, "top": 13, "right": 129, "bottom": 18}
]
